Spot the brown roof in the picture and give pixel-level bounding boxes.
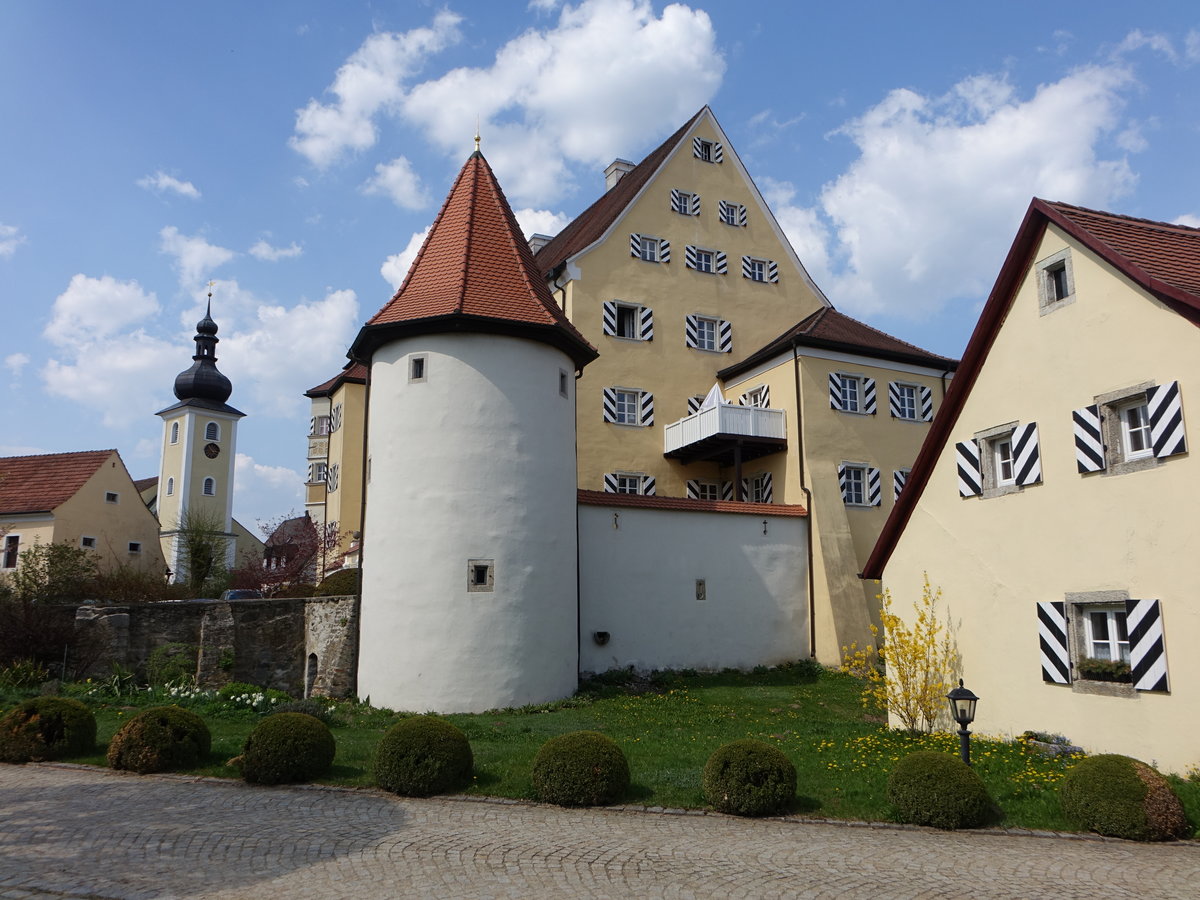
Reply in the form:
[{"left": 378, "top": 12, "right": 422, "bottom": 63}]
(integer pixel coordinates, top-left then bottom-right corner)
[
  {"left": 533, "top": 109, "right": 706, "bottom": 274},
  {"left": 0, "top": 450, "right": 115, "bottom": 515},
  {"left": 132, "top": 476, "right": 158, "bottom": 493},
  {"left": 351, "top": 151, "right": 596, "bottom": 368},
  {"left": 862, "top": 199, "right": 1200, "bottom": 580},
  {"left": 577, "top": 489, "right": 806, "bottom": 517},
  {"left": 306, "top": 362, "right": 368, "bottom": 398},
  {"left": 721, "top": 307, "right": 958, "bottom": 381}
]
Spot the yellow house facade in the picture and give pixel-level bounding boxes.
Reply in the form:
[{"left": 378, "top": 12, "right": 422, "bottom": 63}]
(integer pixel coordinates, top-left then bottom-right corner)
[
  {"left": 303, "top": 362, "right": 366, "bottom": 565},
  {"left": 865, "top": 200, "right": 1200, "bottom": 772}
]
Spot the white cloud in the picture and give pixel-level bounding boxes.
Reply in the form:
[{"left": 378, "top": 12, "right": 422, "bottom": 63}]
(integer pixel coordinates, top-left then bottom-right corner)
[
  {"left": 361, "top": 156, "right": 430, "bottom": 209},
  {"left": 513, "top": 207, "right": 571, "bottom": 239},
  {"left": 528, "top": 0, "right": 560, "bottom": 12},
  {"left": 381, "top": 228, "right": 430, "bottom": 290},
  {"left": 159, "top": 226, "right": 236, "bottom": 288},
  {"left": 1173, "top": 214, "right": 1200, "bottom": 228},
  {"left": 0, "top": 223, "right": 27, "bottom": 257},
  {"left": 289, "top": 11, "right": 464, "bottom": 168},
  {"left": 248, "top": 239, "right": 303, "bottom": 261},
  {"left": 137, "top": 171, "right": 201, "bottom": 199},
  {"left": 235, "top": 453, "right": 306, "bottom": 538},
  {"left": 788, "top": 65, "right": 1138, "bottom": 319},
  {"left": 1112, "top": 29, "right": 1179, "bottom": 64},
  {"left": 44, "top": 274, "right": 160, "bottom": 347},
  {"left": 1187, "top": 30, "right": 1200, "bottom": 63},
  {"left": 4, "top": 352, "right": 30, "bottom": 376}
]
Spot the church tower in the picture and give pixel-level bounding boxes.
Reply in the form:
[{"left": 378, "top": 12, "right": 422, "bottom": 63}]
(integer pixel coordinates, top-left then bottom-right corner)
[
  {"left": 156, "top": 294, "right": 245, "bottom": 582},
  {"left": 351, "top": 147, "right": 597, "bottom": 712}
]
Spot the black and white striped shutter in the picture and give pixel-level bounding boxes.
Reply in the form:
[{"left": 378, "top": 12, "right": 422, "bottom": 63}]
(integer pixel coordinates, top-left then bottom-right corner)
[
  {"left": 686, "top": 480, "right": 700, "bottom": 499},
  {"left": 640, "top": 475, "right": 656, "bottom": 496},
  {"left": 761, "top": 473, "right": 774, "bottom": 503},
  {"left": 639, "top": 391, "right": 654, "bottom": 426},
  {"left": 629, "top": 233, "right": 641, "bottom": 258},
  {"left": 893, "top": 470, "right": 907, "bottom": 501},
  {"left": 1072, "top": 405, "right": 1105, "bottom": 473},
  {"left": 715, "top": 251, "right": 727, "bottom": 274},
  {"left": 837, "top": 464, "right": 849, "bottom": 502},
  {"left": 690, "top": 193, "right": 701, "bottom": 216},
  {"left": 602, "top": 387, "right": 617, "bottom": 423},
  {"left": 737, "top": 203, "right": 747, "bottom": 226},
  {"left": 721, "top": 482, "right": 734, "bottom": 501},
  {"left": 740, "top": 477, "right": 750, "bottom": 501},
  {"left": 887, "top": 382, "right": 903, "bottom": 418},
  {"left": 684, "top": 314, "right": 698, "bottom": 349},
  {"left": 669, "top": 188, "right": 683, "bottom": 213},
  {"left": 639, "top": 306, "right": 653, "bottom": 341},
  {"left": 602, "top": 301, "right": 617, "bottom": 336},
  {"left": 767, "top": 260, "right": 779, "bottom": 283},
  {"left": 828, "top": 374, "right": 843, "bottom": 410},
  {"left": 863, "top": 378, "right": 877, "bottom": 415},
  {"left": 603, "top": 473, "right": 618, "bottom": 493},
  {"left": 1147, "top": 381, "right": 1187, "bottom": 458},
  {"left": 1037, "top": 601, "right": 1071, "bottom": 684},
  {"left": 718, "top": 319, "right": 732, "bottom": 353},
  {"left": 920, "top": 386, "right": 933, "bottom": 422},
  {"left": 685, "top": 245, "right": 697, "bottom": 270},
  {"left": 761, "top": 384, "right": 770, "bottom": 408},
  {"left": 867, "top": 467, "right": 881, "bottom": 507},
  {"left": 1127, "top": 599, "right": 1168, "bottom": 692},
  {"left": 692, "top": 137, "right": 705, "bottom": 158},
  {"left": 1013, "top": 423, "right": 1042, "bottom": 485},
  {"left": 308, "top": 416, "right": 315, "bottom": 435},
  {"left": 326, "top": 464, "right": 339, "bottom": 493},
  {"left": 687, "top": 395, "right": 703, "bottom": 415},
  {"left": 956, "top": 440, "right": 982, "bottom": 497},
  {"left": 713, "top": 142, "right": 724, "bottom": 163},
  {"left": 659, "top": 239, "right": 670, "bottom": 263}
]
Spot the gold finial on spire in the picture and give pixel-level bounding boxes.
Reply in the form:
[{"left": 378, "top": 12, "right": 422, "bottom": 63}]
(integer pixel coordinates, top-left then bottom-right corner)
[
  {"left": 474, "top": 116, "right": 481, "bottom": 152},
  {"left": 207, "top": 279, "right": 215, "bottom": 299}
]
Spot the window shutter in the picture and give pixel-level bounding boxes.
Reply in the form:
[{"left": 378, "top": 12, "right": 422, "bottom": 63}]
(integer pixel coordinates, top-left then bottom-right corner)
[
  {"left": 737, "top": 204, "right": 747, "bottom": 227},
  {"left": 639, "top": 390, "right": 654, "bottom": 426},
  {"left": 687, "top": 395, "right": 703, "bottom": 415},
  {"left": 686, "top": 480, "right": 700, "bottom": 499},
  {"left": 307, "top": 463, "right": 314, "bottom": 482},
  {"left": 893, "top": 470, "right": 907, "bottom": 501},
  {"left": 602, "top": 387, "right": 617, "bottom": 423},
  {"left": 1127, "top": 598, "right": 1169, "bottom": 692},
  {"left": 828, "top": 373, "right": 842, "bottom": 410},
  {"left": 1037, "top": 601, "right": 1071, "bottom": 684},
  {"left": 761, "top": 473, "right": 774, "bottom": 503},
  {"left": 920, "top": 386, "right": 933, "bottom": 422},
  {"left": 690, "top": 193, "right": 701, "bottom": 216},
  {"left": 867, "top": 467, "right": 881, "bottom": 506},
  {"left": 659, "top": 239, "right": 670, "bottom": 263},
  {"left": 741, "top": 477, "right": 750, "bottom": 500},
  {"left": 684, "top": 314, "right": 698, "bottom": 349},
  {"left": 740, "top": 255, "right": 754, "bottom": 279},
  {"left": 670, "top": 188, "right": 683, "bottom": 212},
  {"left": 715, "top": 251, "right": 727, "bottom": 274},
  {"left": 1147, "top": 381, "right": 1187, "bottom": 458},
  {"left": 641, "top": 475, "right": 656, "bottom": 496},
  {"left": 837, "top": 464, "right": 849, "bottom": 503},
  {"left": 692, "top": 137, "right": 705, "bottom": 158},
  {"left": 629, "top": 233, "right": 641, "bottom": 258},
  {"left": 685, "top": 245, "right": 698, "bottom": 270},
  {"left": 767, "top": 260, "right": 778, "bottom": 283},
  {"left": 713, "top": 142, "right": 724, "bottom": 163},
  {"left": 1013, "top": 422, "right": 1042, "bottom": 485},
  {"left": 603, "top": 473, "right": 618, "bottom": 493},
  {"left": 602, "top": 301, "right": 617, "bottom": 336},
  {"left": 956, "top": 440, "right": 982, "bottom": 497},
  {"left": 718, "top": 319, "right": 732, "bottom": 353},
  {"left": 721, "top": 482, "right": 734, "bottom": 501},
  {"left": 639, "top": 306, "right": 654, "bottom": 341},
  {"left": 1072, "top": 404, "right": 1105, "bottom": 473},
  {"left": 761, "top": 384, "right": 770, "bottom": 408},
  {"left": 308, "top": 416, "right": 315, "bottom": 435},
  {"left": 863, "top": 378, "right": 877, "bottom": 415},
  {"left": 887, "top": 382, "right": 902, "bottom": 418},
  {"left": 326, "top": 464, "right": 339, "bottom": 492}
]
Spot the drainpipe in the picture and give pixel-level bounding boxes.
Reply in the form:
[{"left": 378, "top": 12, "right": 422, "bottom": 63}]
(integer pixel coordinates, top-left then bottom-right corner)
[
  {"left": 792, "top": 338, "right": 817, "bottom": 660},
  {"left": 575, "top": 368, "right": 584, "bottom": 684}
]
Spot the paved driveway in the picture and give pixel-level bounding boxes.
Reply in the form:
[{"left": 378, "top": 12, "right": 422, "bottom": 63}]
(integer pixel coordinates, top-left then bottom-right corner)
[{"left": 2, "top": 764, "right": 1197, "bottom": 899}]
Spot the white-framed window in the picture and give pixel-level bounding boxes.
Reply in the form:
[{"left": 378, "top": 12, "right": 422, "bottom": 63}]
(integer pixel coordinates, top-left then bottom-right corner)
[
  {"left": 170, "top": 422, "right": 179, "bottom": 444},
  {"left": 694, "top": 249, "right": 713, "bottom": 273},
  {"left": 830, "top": 372, "right": 875, "bottom": 414},
  {"left": 166, "top": 477, "right": 174, "bottom": 496},
  {"left": 603, "top": 387, "right": 653, "bottom": 427},
  {"left": 958, "top": 421, "right": 1042, "bottom": 498},
  {"left": 685, "top": 244, "right": 727, "bottom": 274},
  {"left": 603, "top": 301, "right": 651, "bottom": 341},
  {"left": 747, "top": 472, "right": 771, "bottom": 503},
  {"left": 614, "top": 390, "right": 640, "bottom": 425},
  {"left": 1042, "top": 594, "right": 1168, "bottom": 692},
  {"left": 311, "top": 415, "right": 330, "bottom": 436},
  {"left": 128, "top": 542, "right": 142, "bottom": 554},
  {"left": 689, "top": 480, "right": 722, "bottom": 501},
  {"left": 692, "top": 137, "right": 722, "bottom": 163},
  {"left": 80, "top": 536, "right": 97, "bottom": 549},
  {"left": 1117, "top": 397, "right": 1152, "bottom": 461},
  {"left": 841, "top": 465, "right": 865, "bottom": 506},
  {"left": 205, "top": 422, "right": 220, "bottom": 441},
  {"left": 670, "top": 188, "right": 699, "bottom": 216},
  {"left": 604, "top": 471, "right": 655, "bottom": 495},
  {"left": 718, "top": 200, "right": 746, "bottom": 227},
  {"left": 740, "top": 256, "right": 778, "bottom": 283},
  {"left": 308, "top": 461, "right": 328, "bottom": 485},
  {"left": 105, "top": 491, "right": 119, "bottom": 504},
  {"left": 740, "top": 385, "right": 769, "bottom": 408},
  {"left": 203, "top": 477, "right": 216, "bottom": 496},
  {"left": 1074, "top": 380, "right": 1188, "bottom": 476},
  {"left": 892, "top": 384, "right": 917, "bottom": 420},
  {"left": 630, "top": 233, "right": 669, "bottom": 264},
  {"left": 685, "top": 315, "right": 731, "bottom": 353},
  {"left": 409, "top": 354, "right": 427, "bottom": 383},
  {"left": 1036, "top": 248, "right": 1075, "bottom": 313},
  {"left": 992, "top": 435, "right": 1016, "bottom": 486},
  {"left": 615, "top": 473, "right": 642, "bottom": 494},
  {"left": 2, "top": 534, "right": 20, "bottom": 569},
  {"left": 1085, "top": 606, "right": 1131, "bottom": 664},
  {"left": 694, "top": 317, "right": 717, "bottom": 351}
]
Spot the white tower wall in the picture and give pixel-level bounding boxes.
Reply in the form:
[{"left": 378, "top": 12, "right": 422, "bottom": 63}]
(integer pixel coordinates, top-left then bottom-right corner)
[{"left": 357, "top": 333, "right": 580, "bottom": 712}]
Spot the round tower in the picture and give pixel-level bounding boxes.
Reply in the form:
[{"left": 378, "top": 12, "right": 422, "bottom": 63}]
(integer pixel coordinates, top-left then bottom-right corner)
[{"left": 351, "top": 150, "right": 596, "bottom": 713}]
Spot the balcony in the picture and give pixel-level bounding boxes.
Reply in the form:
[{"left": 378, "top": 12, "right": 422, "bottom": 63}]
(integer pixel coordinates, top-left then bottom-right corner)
[{"left": 663, "top": 404, "right": 787, "bottom": 465}]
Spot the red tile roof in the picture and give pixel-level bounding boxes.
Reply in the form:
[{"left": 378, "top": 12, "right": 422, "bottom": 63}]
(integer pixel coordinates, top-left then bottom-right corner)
[
  {"left": 577, "top": 489, "right": 806, "bottom": 517},
  {"left": 862, "top": 199, "right": 1200, "bottom": 580},
  {"left": 533, "top": 109, "right": 705, "bottom": 274},
  {"left": 353, "top": 152, "right": 596, "bottom": 368},
  {"left": 0, "top": 450, "right": 115, "bottom": 515},
  {"left": 306, "top": 362, "right": 367, "bottom": 398},
  {"left": 722, "top": 307, "right": 958, "bottom": 381}
]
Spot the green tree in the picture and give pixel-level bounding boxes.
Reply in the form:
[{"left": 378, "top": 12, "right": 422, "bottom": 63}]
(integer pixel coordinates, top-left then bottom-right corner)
[
  {"left": 8, "top": 541, "right": 99, "bottom": 605},
  {"left": 175, "top": 507, "right": 229, "bottom": 593}
]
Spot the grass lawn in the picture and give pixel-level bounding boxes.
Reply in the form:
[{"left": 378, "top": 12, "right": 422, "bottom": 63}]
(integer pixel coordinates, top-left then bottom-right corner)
[{"left": 4, "top": 664, "right": 1199, "bottom": 835}]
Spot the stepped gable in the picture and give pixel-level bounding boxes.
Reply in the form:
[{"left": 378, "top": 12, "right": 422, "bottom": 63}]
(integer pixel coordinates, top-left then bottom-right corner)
[
  {"left": 722, "top": 307, "right": 958, "bottom": 381},
  {"left": 533, "top": 108, "right": 705, "bottom": 274},
  {"left": 0, "top": 449, "right": 114, "bottom": 515},
  {"left": 352, "top": 151, "right": 596, "bottom": 369}
]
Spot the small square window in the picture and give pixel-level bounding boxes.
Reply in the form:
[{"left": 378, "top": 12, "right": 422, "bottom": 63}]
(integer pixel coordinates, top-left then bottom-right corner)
[
  {"left": 409, "top": 355, "right": 427, "bottom": 383},
  {"left": 80, "top": 536, "right": 97, "bottom": 549},
  {"left": 718, "top": 201, "right": 745, "bottom": 227},
  {"left": 128, "top": 542, "right": 142, "bottom": 554},
  {"left": 1036, "top": 248, "right": 1075, "bottom": 313},
  {"left": 694, "top": 139, "right": 714, "bottom": 162},
  {"left": 105, "top": 491, "right": 119, "bottom": 504},
  {"left": 467, "top": 559, "right": 494, "bottom": 592}
]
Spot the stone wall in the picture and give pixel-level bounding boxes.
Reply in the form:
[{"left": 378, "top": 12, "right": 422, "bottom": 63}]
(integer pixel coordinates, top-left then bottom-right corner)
[{"left": 75, "top": 595, "right": 359, "bottom": 698}]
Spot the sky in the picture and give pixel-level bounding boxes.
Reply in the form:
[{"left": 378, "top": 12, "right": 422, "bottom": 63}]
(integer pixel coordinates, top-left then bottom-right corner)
[{"left": 2, "top": 0, "right": 1198, "bottom": 536}]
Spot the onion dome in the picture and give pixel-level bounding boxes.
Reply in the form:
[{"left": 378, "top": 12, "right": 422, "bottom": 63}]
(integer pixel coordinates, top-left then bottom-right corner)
[{"left": 173, "top": 298, "right": 233, "bottom": 403}]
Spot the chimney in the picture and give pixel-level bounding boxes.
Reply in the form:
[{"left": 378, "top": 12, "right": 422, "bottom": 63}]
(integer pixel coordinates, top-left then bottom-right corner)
[
  {"left": 528, "top": 233, "right": 553, "bottom": 254},
  {"left": 604, "top": 158, "right": 636, "bottom": 191}
]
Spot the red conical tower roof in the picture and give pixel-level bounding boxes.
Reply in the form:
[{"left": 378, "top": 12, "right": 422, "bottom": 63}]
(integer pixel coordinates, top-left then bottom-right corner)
[{"left": 351, "top": 151, "right": 597, "bottom": 368}]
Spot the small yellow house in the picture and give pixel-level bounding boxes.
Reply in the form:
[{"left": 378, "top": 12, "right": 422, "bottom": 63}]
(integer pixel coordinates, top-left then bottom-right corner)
[
  {"left": 0, "top": 449, "right": 166, "bottom": 575},
  {"left": 865, "top": 200, "right": 1199, "bottom": 772}
]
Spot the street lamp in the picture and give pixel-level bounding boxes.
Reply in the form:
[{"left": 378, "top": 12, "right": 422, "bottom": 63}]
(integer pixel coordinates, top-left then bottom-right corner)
[{"left": 946, "top": 679, "right": 979, "bottom": 765}]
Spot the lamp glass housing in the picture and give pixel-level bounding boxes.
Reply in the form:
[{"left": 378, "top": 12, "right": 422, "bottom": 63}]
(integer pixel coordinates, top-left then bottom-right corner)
[{"left": 946, "top": 679, "right": 978, "bottom": 727}]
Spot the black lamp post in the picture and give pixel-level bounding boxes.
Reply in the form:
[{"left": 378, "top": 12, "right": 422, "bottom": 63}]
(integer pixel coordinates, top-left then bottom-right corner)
[{"left": 946, "top": 679, "right": 979, "bottom": 765}]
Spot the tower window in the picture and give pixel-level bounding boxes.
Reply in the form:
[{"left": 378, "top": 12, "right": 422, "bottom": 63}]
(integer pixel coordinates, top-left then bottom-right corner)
[
  {"left": 205, "top": 422, "right": 220, "bottom": 441},
  {"left": 170, "top": 422, "right": 179, "bottom": 444},
  {"left": 559, "top": 369, "right": 569, "bottom": 398},
  {"left": 203, "top": 477, "right": 216, "bottom": 496},
  {"left": 467, "top": 559, "right": 494, "bottom": 592},
  {"left": 166, "top": 477, "right": 174, "bottom": 496},
  {"left": 410, "top": 355, "right": 427, "bottom": 383}
]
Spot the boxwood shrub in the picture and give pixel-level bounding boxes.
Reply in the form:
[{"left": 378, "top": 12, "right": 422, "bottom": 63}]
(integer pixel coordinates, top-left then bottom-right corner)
[
  {"left": 531, "top": 730, "right": 629, "bottom": 807},
  {"left": 1060, "top": 754, "right": 1189, "bottom": 841},
  {"left": 107, "top": 705, "right": 211, "bottom": 774},
  {"left": 0, "top": 696, "right": 96, "bottom": 763},
  {"left": 702, "top": 739, "right": 796, "bottom": 816},
  {"left": 374, "top": 716, "right": 473, "bottom": 797},
  {"left": 886, "top": 750, "right": 994, "bottom": 830},
  {"left": 235, "top": 712, "right": 336, "bottom": 785}
]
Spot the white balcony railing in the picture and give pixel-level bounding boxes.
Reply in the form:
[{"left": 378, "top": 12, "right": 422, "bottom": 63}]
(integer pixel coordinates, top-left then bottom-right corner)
[{"left": 663, "top": 404, "right": 786, "bottom": 456}]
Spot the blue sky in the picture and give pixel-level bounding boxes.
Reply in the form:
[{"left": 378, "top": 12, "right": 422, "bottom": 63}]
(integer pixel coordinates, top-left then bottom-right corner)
[{"left": 2, "top": 1, "right": 1198, "bottom": 535}]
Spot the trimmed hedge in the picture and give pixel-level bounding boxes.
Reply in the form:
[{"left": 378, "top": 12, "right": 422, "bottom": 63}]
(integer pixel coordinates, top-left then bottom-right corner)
[
  {"left": 0, "top": 696, "right": 96, "bottom": 763},
  {"left": 1060, "top": 754, "right": 1189, "bottom": 841},
  {"left": 316, "top": 569, "right": 360, "bottom": 597},
  {"left": 144, "top": 643, "right": 196, "bottom": 686},
  {"left": 531, "top": 731, "right": 630, "bottom": 807},
  {"left": 886, "top": 751, "right": 994, "bottom": 830},
  {"left": 107, "top": 705, "right": 211, "bottom": 774},
  {"left": 374, "top": 716, "right": 473, "bottom": 797},
  {"left": 702, "top": 739, "right": 796, "bottom": 816},
  {"left": 236, "top": 712, "right": 336, "bottom": 785}
]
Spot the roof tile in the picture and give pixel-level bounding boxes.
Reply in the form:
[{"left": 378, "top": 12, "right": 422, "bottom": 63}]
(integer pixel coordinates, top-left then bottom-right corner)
[
  {"left": 577, "top": 489, "right": 806, "bottom": 517},
  {"left": 0, "top": 450, "right": 115, "bottom": 515}
]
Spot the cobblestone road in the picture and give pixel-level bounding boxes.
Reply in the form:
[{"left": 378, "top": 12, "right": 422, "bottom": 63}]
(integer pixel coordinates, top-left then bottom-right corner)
[{"left": 2, "top": 763, "right": 1198, "bottom": 899}]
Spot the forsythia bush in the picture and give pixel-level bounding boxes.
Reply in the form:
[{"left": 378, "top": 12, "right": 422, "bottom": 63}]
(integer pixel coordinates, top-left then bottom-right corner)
[{"left": 841, "top": 574, "right": 958, "bottom": 733}]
